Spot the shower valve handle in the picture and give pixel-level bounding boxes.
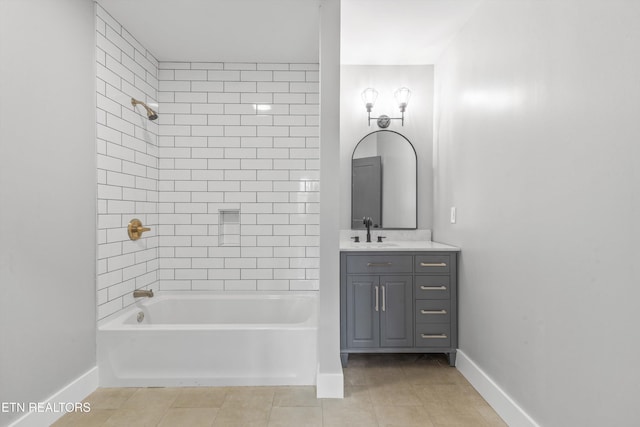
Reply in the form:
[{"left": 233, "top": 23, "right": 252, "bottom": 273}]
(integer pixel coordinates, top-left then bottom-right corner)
[{"left": 127, "top": 219, "right": 151, "bottom": 241}]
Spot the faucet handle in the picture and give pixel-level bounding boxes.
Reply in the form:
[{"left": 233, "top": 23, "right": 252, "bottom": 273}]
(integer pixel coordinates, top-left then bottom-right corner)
[
  {"left": 351, "top": 236, "right": 360, "bottom": 243},
  {"left": 377, "top": 236, "right": 386, "bottom": 243}
]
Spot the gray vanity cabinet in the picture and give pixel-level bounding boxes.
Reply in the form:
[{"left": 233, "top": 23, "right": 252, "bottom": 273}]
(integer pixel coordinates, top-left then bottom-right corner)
[
  {"left": 341, "top": 251, "right": 458, "bottom": 367},
  {"left": 345, "top": 275, "right": 413, "bottom": 349}
]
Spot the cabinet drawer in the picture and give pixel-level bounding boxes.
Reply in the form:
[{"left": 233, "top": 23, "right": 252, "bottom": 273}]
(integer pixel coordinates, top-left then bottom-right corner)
[
  {"left": 415, "top": 276, "right": 450, "bottom": 299},
  {"left": 415, "top": 255, "right": 451, "bottom": 273},
  {"left": 346, "top": 255, "right": 412, "bottom": 274},
  {"left": 415, "top": 324, "right": 451, "bottom": 348},
  {"left": 415, "top": 300, "right": 450, "bottom": 324}
]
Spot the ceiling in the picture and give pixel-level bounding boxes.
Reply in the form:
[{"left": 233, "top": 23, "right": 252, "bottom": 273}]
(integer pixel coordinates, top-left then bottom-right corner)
[{"left": 97, "top": 0, "right": 482, "bottom": 65}]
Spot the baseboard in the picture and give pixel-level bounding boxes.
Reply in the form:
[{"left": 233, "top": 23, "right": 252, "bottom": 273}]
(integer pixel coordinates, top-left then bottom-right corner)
[
  {"left": 315, "top": 364, "right": 344, "bottom": 398},
  {"left": 456, "top": 350, "right": 540, "bottom": 427},
  {"left": 8, "top": 367, "right": 98, "bottom": 427}
]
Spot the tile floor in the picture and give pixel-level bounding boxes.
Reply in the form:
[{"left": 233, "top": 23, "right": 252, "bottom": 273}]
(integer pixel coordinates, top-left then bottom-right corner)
[{"left": 53, "top": 354, "right": 506, "bottom": 426}]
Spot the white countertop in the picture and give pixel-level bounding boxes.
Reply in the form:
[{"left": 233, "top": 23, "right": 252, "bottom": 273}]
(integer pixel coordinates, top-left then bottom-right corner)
[{"left": 340, "top": 240, "right": 460, "bottom": 252}]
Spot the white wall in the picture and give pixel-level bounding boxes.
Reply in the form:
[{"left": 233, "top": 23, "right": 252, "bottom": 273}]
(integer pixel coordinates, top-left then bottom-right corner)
[
  {"left": 95, "top": 4, "right": 160, "bottom": 321},
  {"left": 340, "top": 65, "right": 434, "bottom": 230},
  {"left": 317, "top": 0, "right": 343, "bottom": 398},
  {"left": 433, "top": 1, "right": 640, "bottom": 425},
  {"left": 0, "top": 0, "right": 96, "bottom": 425}
]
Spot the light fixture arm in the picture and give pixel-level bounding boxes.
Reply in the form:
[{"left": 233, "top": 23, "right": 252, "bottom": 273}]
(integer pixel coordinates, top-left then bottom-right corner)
[{"left": 367, "top": 111, "right": 405, "bottom": 128}]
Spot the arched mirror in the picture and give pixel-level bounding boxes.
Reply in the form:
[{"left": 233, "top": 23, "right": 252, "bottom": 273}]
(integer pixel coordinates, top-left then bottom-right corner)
[{"left": 351, "top": 130, "right": 417, "bottom": 229}]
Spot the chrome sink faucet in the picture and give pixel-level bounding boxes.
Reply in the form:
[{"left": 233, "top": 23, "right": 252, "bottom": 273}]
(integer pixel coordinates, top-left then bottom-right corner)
[{"left": 362, "top": 217, "right": 373, "bottom": 243}]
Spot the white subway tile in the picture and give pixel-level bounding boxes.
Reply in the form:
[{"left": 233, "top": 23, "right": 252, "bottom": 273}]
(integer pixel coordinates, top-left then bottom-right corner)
[
  {"left": 207, "top": 159, "right": 241, "bottom": 169},
  {"left": 274, "top": 93, "right": 306, "bottom": 104},
  {"left": 257, "top": 82, "right": 289, "bottom": 92},
  {"left": 241, "top": 115, "right": 273, "bottom": 126},
  {"left": 240, "top": 203, "right": 273, "bottom": 214},
  {"left": 240, "top": 160, "right": 276, "bottom": 173},
  {"left": 205, "top": 115, "right": 239, "bottom": 126},
  {"left": 224, "top": 63, "right": 257, "bottom": 71},
  {"left": 257, "top": 170, "right": 289, "bottom": 181},
  {"left": 159, "top": 80, "right": 190, "bottom": 92},
  {"left": 175, "top": 269, "right": 207, "bottom": 280},
  {"left": 257, "top": 63, "right": 289, "bottom": 71},
  {"left": 225, "top": 192, "right": 256, "bottom": 203},
  {"left": 274, "top": 225, "right": 305, "bottom": 235},
  {"left": 273, "top": 71, "right": 306, "bottom": 82},
  {"left": 175, "top": 158, "right": 207, "bottom": 169},
  {"left": 189, "top": 147, "right": 223, "bottom": 158},
  {"left": 240, "top": 181, "right": 272, "bottom": 192},
  {"left": 225, "top": 170, "right": 257, "bottom": 180},
  {"left": 241, "top": 269, "right": 273, "bottom": 280},
  {"left": 224, "top": 81, "right": 256, "bottom": 92},
  {"left": 175, "top": 136, "right": 208, "bottom": 147},
  {"left": 274, "top": 203, "right": 305, "bottom": 214},
  {"left": 208, "top": 136, "right": 241, "bottom": 148},
  {"left": 241, "top": 93, "right": 273, "bottom": 103},
  {"left": 192, "top": 280, "right": 223, "bottom": 290},
  {"left": 290, "top": 63, "right": 319, "bottom": 71},
  {"left": 160, "top": 280, "right": 192, "bottom": 291},
  {"left": 191, "top": 62, "right": 223, "bottom": 70},
  {"left": 274, "top": 116, "right": 305, "bottom": 126},
  {"left": 158, "top": 61, "right": 191, "bottom": 69},
  {"left": 175, "top": 92, "right": 208, "bottom": 103},
  {"left": 175, "top": 69, "right": 207, "bottom": 81},
  {"left": 208, "top": 269, "right": 240, "bottom": 280},
  {"left": 257, "top": 192, "right": 289, "bottom": 203},
  {"left": 257, "top": 280, "right": 290, "bottom": 291},
  {"left": 241, "top": 225, "right": 273, "bottom": 236},
  {"left": 274, "top": 269, "right": 305, "bottom": 280},
  {"left": 290, "top": 280, "right": 318, "bottom": 291},
  {"left": 273, "top": 137, "right": 305, "bottom": 148},
  {"left": 240, "top": 137, "right": 273, "bottom": 148},
  {"left": 224, "top": 280, "right": 257, "bottom": 291},
  {"left": 192, "top": 258, "right": 224, "bottom": 269},
  {"left": 241, "top": 70, "right": 272, "bottom": 81},
  {"left": 191, "top": 169, "right": 224, "bottom": 180},
  {"left": 274, "top": 159, "right": 305, "bottom": 170},
  {"left": 290, "top": 127, "right": 319, "bottom": 137},
  {"left": 208, "top": 70, "right": 241, "bottom": 80},
  {"left": 257, "top": 126, "right": 289, "bottom": 137},
  {"left": 192, "top": 125, "right": 224, "bottom": 137}
]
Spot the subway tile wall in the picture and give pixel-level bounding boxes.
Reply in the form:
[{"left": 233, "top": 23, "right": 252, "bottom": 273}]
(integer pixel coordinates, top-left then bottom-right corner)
[
  {"left": 95, "top": 7, "right": 320, "bottom": 321},
  {"left": 96, "top": 4, "right": 159, "bottom": 320},
  {"left": 157, "top": 62, "right": 320, "bottom": 291}
]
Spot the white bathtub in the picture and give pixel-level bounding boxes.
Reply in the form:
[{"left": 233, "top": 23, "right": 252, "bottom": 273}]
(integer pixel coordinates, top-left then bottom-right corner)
[{"left": 97, "top": 291, "right": 318, "bottom": 387}]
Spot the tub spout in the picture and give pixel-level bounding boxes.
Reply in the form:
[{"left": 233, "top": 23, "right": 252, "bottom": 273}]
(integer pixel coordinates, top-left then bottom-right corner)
[{"left": 133, "top": 289, "right": 154, "bottom": 298}]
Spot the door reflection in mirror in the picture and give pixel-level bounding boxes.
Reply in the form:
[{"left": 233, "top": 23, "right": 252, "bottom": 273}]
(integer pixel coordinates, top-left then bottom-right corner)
[{"left": 352, "top": 130, "right": 417, "bottom": 230}]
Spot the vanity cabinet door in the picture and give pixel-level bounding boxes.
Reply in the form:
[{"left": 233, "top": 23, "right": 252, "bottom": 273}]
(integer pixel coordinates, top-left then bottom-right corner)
[
  {"left": 380, "top": 276, "right": 413, "bottom": 348},
  {"left": 346, "top": 276, "right": 380, "bottom": 348}
]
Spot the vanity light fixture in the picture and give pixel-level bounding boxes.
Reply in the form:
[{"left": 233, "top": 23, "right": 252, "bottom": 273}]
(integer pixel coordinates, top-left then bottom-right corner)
[{"left": 362, "top": 87, "right": 411, "bottom": 128}]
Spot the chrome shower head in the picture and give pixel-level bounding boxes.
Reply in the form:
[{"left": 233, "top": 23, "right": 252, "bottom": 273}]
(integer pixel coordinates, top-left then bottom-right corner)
[{"left": 131, "top": 98, "right": 158, "bottom": 121}]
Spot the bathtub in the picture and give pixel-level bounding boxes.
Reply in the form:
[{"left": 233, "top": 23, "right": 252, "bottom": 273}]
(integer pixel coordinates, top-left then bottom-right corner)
[{"left": 97, "top": 291, "right": 318, "bottom": 387}]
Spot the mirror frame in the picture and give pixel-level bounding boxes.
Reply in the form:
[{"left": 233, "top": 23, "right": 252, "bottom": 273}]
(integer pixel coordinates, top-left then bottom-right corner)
[{"left": 351, "top": 129, "right": 418, "bottom": 230}]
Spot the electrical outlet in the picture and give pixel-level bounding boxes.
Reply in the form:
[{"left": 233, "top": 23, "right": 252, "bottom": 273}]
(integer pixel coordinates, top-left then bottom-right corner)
[{"left": 450, "top": 207, "right": 456, "bottom": 224}]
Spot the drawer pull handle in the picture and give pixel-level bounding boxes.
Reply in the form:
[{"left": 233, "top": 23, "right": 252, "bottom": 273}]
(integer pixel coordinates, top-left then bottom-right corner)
[
  {"left": 421, "top": 334, "right": 448, "bottom": 339},
  {"left": 367, "top": 262, "right": 392, "bottom": 267},
  {"left": 421, "top": 309, "right": 447, "bottom": 315},
  {"left": 420, "top": 285, "right": 447, "bottom": 291},
  {"left": 381, "top": 285, "right": 386, "bottom": 312},
  {"left": 420, "top": 262, "right": 447, "bottom": 267}
]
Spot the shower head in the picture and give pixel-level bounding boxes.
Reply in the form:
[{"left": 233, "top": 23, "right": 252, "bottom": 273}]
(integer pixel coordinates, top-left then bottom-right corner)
[{"left": 131, "top": 98, "right": 158, "bottom": 121}]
